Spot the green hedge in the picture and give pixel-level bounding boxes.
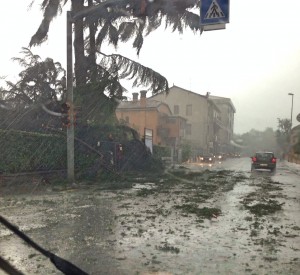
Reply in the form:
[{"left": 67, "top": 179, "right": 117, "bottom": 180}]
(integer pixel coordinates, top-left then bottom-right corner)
[
  {"left": 0, "top": 127, "right": 164, "bottom": 175},
  {"left": 0, "top": 129, "right": 67, "bottom": 173},
  {"left": 153, "top": 145, "right": 171, "bottom": 158}
]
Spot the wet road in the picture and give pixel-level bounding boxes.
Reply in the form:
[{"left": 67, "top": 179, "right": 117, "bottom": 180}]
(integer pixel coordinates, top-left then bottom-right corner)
[{"left": 0, "top": 158, "right": 299, "bottom": 274}]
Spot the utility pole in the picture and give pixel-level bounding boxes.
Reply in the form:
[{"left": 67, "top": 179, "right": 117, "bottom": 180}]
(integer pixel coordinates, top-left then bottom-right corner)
[{"left": 66, "top": 11, "right": 75, "bottom": 183}]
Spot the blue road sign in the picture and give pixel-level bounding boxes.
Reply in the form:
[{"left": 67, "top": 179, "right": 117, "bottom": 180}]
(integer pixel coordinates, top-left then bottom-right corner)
[{"left": 200, "top": 0, "right": 230, "bottom": 25}]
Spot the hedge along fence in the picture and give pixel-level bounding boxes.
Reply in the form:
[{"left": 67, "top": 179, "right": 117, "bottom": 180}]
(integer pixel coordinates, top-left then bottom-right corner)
[
  {"left": 0, "top": 129, "right": 110, "bottom": 175},
  {"left": 0, "top": 129, "right": 68, "bottom": 173}
]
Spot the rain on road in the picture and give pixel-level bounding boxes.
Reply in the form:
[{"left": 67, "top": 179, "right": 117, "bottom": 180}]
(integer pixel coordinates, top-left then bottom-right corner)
[{"left": 0, "top": 158, "right": 299, "bottom": 275}]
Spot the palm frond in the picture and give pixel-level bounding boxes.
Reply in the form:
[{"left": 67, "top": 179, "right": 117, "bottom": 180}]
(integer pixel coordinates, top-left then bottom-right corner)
[
  {"left": 146, "top": 16, "right": 162, "bottom": 35},
  {"left": 100, "top": 53, "right": 168, "bottom": 95},
  {"left": 96, "top": 22, "right": 110, "bottom": 48},
  {"left": 30, "top": 0, "right": 61, "bottom": 46},
  {"left": 108, "top": 24, "right": 119, "bottom": 47},
  {"left": 132, "top": 31, "right": 143, "bottom": 55},
  {"left": 94, "top": 0, "right": 201, "bottom": 54},
  {"left": 118, "top": 22, "right": 137, "bottom": 42}
]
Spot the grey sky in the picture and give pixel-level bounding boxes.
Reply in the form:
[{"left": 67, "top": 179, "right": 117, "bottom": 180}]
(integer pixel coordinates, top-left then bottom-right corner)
[{"left": 0, "top": 0, "right": 299, "bottom": 134}]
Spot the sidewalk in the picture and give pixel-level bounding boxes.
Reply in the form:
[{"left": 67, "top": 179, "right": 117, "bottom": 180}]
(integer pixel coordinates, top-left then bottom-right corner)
[{"left": 283, "top": 160, "right": 300, "bottom": 176}]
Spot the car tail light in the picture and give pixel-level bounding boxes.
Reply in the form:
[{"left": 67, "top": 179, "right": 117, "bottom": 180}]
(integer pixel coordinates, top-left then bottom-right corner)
[
  {"left": 271, "top": 158, "right": 276, "bottom": 163},
  {"left": 252, "top": 157, "right": 257, "bottom": 162}
]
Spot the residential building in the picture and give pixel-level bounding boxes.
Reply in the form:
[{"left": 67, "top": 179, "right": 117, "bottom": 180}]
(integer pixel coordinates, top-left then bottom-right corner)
[
  {"left": 209, "top": 95, "right": 236, "bottom": 153},
  {"left": 151, "top": 85, "right": 223, "bottom": 155},
  {"left": 115, "top": 90, "right": 186, "bottom": 149},
  {"left": 288, "top": 124, "right": 300, "bottom": 164}
]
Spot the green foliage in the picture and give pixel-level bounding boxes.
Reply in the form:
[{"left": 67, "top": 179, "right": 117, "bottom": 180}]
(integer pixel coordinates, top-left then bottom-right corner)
[
  {"left": 153, "top": 145, "right": 171, "bottom": 158},
  {"left": 0, "top": 129, "right": 66, "bottom": 173},
  {"left": 237, "top": 128, "right": 279, "bottom": 156},
  {"left": 181, "top": 143, "right": 192, "bottom": 162},
  {"left": 30, "top": 0, "right": 202, "bottom": 91},
  {"left": 0, "top": 124, "right": 162, "bottom": 176},
  {"left": 276, "top": 118, "right": 291, "bottom": 153},
  {"left": 5, "top": 47, "right": 65, "bottom": 105},
  {"left": 101, "top": 54, "right": 168, "bottom": 95},
  {"left": 74, "top": 83, "right": 119, "bottom": 127},
  {"left": 0, "top": 129, "right": 99, "bottom": 174},
  {"left": 276, "top": 118, "right": 291, "bottom": 135}
]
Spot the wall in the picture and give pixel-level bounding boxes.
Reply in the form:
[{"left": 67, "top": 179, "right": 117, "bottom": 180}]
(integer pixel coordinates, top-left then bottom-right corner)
[{"left": 151, "top": 86, "right": 209, "bottom": 153}]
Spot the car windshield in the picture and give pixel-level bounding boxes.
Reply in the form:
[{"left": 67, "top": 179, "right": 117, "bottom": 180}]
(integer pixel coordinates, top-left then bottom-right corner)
[{"left": 1, "top": 1, "right": 300, "bottom": 275}]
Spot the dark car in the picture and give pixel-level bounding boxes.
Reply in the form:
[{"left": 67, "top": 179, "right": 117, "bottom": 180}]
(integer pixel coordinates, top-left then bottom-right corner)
[
  {"left": 251, "top": 152, "right": 277, "bottom": 172},
  {"left": 199, "top": 154, "right": 215, "bottom": 166}
]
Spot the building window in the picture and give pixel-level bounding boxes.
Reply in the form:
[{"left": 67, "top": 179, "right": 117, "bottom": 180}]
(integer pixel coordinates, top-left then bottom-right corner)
[
  {"left": 186, "top": 124, "right": 192, "bottom": 135},
  {"left": 174, "top": 105, "right": 179, "bottom": 115},
  {"left": 186, "top": 104, "right": 192, "bottom": 116}
]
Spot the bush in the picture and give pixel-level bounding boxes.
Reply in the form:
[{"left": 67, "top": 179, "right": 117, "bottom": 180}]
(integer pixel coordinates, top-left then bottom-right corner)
[
  {"left": 0, "top": 125, "right": 164, "bottom": 177},
  {"left": 153, "top": 145, "right": 171, "bottom": 159},
  {"left": 0, "top": 129, "right": 67, "bottom": 173}
]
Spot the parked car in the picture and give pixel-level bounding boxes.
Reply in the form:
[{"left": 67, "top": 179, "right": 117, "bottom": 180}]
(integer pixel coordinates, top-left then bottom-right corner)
[{"left": 251, "top": 152, "right": 277, "bottom": 172}]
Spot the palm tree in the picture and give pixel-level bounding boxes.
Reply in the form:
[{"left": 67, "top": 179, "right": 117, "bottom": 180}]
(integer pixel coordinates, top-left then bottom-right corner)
[{"left": 29, "top": 0, "right": 201, "bottom": 94}]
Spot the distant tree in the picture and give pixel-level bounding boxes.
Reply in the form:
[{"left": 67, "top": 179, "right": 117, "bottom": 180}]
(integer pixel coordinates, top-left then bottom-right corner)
[
  {"left": 276, "top": 118, "right": 291, "bottom": 135},
  {"left": 276, "top": 118, "right": 291, "bottom": 155},
  {"left": 238, "top": 127, "right": 279, "bottom": 156}
]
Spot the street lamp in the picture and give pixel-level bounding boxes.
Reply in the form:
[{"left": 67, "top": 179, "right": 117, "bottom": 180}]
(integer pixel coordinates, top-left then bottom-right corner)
[{"left": 288, "top": 92, "right": 294, "bottom": 129}]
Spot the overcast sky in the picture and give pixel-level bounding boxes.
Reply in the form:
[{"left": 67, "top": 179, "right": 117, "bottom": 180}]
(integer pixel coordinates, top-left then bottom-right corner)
[{"left": 0, "top": 0, "right": 299, "bottom": 134}]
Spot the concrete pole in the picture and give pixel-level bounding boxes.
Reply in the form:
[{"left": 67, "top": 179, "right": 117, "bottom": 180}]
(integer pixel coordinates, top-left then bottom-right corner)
[{"left": 66, "top": 11, "right": 75, "bottom": 183}]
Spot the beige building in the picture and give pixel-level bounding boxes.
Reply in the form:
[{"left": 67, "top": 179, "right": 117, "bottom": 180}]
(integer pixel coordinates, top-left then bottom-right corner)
[
  {"left": 288, "top": 124, "right": 300, "bottom": 164},
  {"left": 209, "top": 95, "right": 236, "bottom": 153},
  {"left": 151, "top": 86, "right": 223, "bottom": 155},
  {"left": 116, "top": 91, "right": 186, "bottom": 148}
]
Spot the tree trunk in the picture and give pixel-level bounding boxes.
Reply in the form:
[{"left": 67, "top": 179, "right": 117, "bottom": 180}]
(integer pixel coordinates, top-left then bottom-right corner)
[
  {"left": 72, "top": 0, "right": 86, "bottom": 87},
  {"left": 88, "top": 0, "right": 97, "bottom": 82}
]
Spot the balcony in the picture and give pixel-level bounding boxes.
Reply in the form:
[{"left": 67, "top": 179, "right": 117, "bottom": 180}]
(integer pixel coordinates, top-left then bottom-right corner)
[{"left": 214, "top": 117, "right": 226, "bottom": 130}]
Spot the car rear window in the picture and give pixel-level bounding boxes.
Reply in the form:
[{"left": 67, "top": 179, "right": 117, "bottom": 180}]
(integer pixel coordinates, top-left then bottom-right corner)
[{"left": 256, "top": 153, "right": 274, "bottom": 159}]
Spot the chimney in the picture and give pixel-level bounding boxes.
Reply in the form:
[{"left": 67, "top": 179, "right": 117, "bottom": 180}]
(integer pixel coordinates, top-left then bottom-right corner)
[
  {"left": 132, "top": 92, "right": 138, "bottom": 102},
  {"left": 140, "top": 90, "right": 147, "bottom": 107}
]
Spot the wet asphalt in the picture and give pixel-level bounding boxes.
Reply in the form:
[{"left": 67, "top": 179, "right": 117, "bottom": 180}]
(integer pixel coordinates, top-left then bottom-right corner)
[{"left": 0, "top": 158, "right": 299, "bottom": 275}]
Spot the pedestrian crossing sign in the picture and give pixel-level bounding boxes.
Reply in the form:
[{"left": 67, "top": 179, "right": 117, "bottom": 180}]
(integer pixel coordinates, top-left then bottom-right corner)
[{"left": 200, "top": 0, "right": 230, "bottom": 26}]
